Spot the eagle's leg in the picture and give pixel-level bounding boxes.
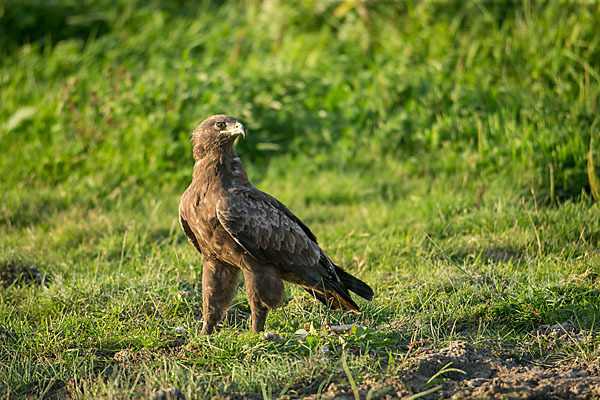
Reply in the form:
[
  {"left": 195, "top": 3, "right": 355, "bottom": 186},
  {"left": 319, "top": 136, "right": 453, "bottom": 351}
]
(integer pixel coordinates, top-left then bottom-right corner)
[
  {"left": 242, "top": 266, "right": 284, "bottom": 332},
  {"left": 201, "top": 257, "right": 240, "bottom": 334}
]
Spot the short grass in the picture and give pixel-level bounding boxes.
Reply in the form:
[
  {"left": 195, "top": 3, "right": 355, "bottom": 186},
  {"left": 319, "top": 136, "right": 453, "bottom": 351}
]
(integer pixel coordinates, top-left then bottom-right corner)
[{"left": 1, "top": 1, "right": 600, "bottom": 398}]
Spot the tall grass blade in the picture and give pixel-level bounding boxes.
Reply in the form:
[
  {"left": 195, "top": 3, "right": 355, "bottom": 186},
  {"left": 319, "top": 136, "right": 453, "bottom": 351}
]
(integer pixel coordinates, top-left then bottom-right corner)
[
  {"left": 588, "top": 136, "right": 600, "bottom": 202},
  {"left": 341, "top": 348, "right": 360, "bottom": 400}
]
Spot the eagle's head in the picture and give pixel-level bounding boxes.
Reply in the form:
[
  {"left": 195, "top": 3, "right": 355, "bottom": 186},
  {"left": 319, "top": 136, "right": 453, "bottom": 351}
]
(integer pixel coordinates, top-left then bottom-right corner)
[{"left": 191, "top": 114, "right": 246, "bottom": 159}]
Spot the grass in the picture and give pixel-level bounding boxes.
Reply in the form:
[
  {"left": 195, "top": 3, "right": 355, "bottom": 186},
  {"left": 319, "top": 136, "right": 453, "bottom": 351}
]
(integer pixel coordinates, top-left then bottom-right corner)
[{"left": 1, "top": 1, "right": 600, "bottom": 398}]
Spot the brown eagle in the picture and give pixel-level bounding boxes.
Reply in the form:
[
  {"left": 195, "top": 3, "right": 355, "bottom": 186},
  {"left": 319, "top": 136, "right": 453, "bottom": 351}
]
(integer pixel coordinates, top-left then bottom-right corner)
[{"left": 179, "top": 114, "right": 374, "bottom": 333}]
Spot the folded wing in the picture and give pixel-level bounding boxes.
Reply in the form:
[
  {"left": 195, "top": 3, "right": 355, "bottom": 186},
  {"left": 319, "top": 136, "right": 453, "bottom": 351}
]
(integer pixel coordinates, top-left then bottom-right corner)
[
  {"left": 216, "top": 188, "right": 324, "bottom": 285},
  {"left": 216, "top": 187, "right": 373, "bottom": 312}
]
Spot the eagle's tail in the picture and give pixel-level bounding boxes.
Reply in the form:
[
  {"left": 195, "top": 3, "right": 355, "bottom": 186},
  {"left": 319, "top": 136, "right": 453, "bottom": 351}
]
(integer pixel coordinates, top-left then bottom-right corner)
[
  {"left": 334, "top": 265, "right": 374, "bottom": 301},
  {"left": 303, "top": 264, "right": 374, "bottom": 313}
]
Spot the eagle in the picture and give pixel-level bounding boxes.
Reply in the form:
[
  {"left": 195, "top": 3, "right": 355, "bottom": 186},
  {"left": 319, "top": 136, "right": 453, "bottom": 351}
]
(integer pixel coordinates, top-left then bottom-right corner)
[{"left": 179, "top": 114, "right": 374, "bottom": 333}]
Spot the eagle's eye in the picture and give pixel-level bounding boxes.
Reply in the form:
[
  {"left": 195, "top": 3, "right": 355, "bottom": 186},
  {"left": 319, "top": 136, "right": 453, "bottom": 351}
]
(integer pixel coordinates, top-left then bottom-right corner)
[{"left": 215, "top": 121, "right": 226, "bottom": 129}]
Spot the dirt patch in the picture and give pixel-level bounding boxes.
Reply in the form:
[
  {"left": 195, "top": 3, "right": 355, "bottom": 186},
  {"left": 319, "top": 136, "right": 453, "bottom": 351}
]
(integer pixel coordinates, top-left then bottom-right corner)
[
  {"left": 530, "top": 322, "right": 592, "bottom": 355},
  {"left": 399, "top": 341, "right": 599, "bottom": 399},
  {"left": 0, "top": 259, "right": 50, "bottom": 288},
  {"left": 273, "top": 339, "right": 600, "bottom": 400}
]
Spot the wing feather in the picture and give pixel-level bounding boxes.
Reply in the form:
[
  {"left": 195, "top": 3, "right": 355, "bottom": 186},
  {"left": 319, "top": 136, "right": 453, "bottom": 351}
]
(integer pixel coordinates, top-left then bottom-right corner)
[
  {"left": 179, "top": 214, "right": 202, "bottom": 255},
  {"left": 216, "top": 188, "right": 323, "bottom": 285}
]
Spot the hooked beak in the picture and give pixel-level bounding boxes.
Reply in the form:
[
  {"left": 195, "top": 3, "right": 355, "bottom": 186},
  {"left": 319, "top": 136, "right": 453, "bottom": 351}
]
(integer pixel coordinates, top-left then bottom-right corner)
[{"left": 221, "top": 122, "right": 246, "bottom": 139}]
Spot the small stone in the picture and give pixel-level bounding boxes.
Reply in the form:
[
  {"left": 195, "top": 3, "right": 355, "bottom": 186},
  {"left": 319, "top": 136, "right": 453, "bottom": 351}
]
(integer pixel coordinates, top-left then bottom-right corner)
[
  {"left": 263, "top": 332, "right": 282, "bottom": 342},
  {"left": 173, "top": 326, "right": 187, "bottom": 335},
  {"left": 465, "top": 378, "right": 485, "bottom": 388},
  {"left": 294, "top": 328, "right": 309, "bottom": 338},
  {"left": 328, "top": 324, "right": 356, "bottom": 333}
]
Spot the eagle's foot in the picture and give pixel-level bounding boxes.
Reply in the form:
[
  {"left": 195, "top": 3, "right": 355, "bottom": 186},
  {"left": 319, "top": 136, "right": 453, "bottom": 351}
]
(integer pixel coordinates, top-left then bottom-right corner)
[{"left": 250, "top": 305, "right": 268, "bottom": 333}]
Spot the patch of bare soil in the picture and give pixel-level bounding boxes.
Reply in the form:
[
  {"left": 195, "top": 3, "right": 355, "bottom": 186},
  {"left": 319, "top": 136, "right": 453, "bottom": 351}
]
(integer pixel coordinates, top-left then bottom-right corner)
[
  {"left": 267, "top": 324, "right": 595, "bottom": 400},
  {"left": 214, "top": 344, "right": 600, "bottom": 399},
  {"left": 303, "top": 339, "right": 600, "bottom": 400},
  {"left": 403, "top": 341, "right": 600, "bottom": 399},
  {"left": 0, "top": 259, "right": 49, "bottom": 288}
]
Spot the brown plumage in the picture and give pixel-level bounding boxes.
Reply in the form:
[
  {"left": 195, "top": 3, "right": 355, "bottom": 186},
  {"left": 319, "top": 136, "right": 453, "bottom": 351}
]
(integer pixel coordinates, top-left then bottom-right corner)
[{"left": 179, "top": 114, "right": 374, "bottom": 333}]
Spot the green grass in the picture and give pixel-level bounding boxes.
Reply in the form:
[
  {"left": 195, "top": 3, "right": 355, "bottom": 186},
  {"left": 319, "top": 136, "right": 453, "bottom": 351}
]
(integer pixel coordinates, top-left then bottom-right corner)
[{"left": 1, "top": 1, "right": 600, "bottom": 398}]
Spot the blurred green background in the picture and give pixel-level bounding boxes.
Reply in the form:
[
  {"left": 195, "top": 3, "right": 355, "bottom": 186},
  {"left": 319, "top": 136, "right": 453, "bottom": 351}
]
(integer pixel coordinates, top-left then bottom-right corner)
[{"left": 1, "top": 0, "right": 599, "bottom": 219}]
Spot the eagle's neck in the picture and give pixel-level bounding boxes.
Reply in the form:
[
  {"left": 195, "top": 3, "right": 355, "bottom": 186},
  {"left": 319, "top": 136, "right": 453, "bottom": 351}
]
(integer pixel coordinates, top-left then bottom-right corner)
[{"left": 192, "top": 147, "right": 249, "bottom": 189}]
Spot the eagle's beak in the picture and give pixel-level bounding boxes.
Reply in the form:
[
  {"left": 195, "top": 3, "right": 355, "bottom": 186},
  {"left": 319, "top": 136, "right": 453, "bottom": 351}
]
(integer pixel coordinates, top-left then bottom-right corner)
[
  {"left": 235, "top": 122, "right": 246, "bottom": 139},
  {"left": 222, "top": 122, "right": 246, "bottom": 139}
]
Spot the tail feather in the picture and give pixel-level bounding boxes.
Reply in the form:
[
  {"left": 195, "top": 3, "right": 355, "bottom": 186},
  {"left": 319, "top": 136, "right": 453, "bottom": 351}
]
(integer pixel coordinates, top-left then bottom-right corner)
[
  {"left": 334, "top": 265, "right": 374, "bottom": 301},
  {"left": 302, "top": 263, "right": 373, "bottom": 313},
  {"left": 303, "top": 285, "right": 360, "bottom": 312}
]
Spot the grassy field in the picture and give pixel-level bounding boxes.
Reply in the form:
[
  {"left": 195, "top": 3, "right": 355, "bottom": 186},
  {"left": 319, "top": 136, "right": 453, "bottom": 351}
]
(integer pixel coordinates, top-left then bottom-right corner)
[{"left": 1, "top": 1, "right": 600, "bottom": 398}]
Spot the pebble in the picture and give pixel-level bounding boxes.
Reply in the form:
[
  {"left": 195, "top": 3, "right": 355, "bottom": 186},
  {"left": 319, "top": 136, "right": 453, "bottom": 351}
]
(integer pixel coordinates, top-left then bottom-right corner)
[
  {"left": 173, "top": 326, "right": 187, "bottom": 335},
  {"left": 294, "top": 329, "right": 309, "bottom": 338},
  {"left": 263, "top": 332, "right": 282, "bottom": 342}
]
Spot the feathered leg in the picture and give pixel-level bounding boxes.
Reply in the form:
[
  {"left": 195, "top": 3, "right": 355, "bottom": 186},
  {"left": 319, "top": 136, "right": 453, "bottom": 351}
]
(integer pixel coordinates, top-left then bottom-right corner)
[
  {"left": 242, "top": 266, "right": 284, "bottom": 332},
  {"left": 201, "top": 257, "right": 240, "bottom": 334}
]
